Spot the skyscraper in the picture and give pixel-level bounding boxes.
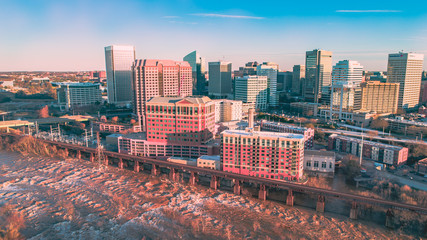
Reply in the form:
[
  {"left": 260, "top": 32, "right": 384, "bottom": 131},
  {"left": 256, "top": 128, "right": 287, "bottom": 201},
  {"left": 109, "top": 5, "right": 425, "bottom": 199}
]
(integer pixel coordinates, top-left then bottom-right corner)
[
  {"left": 234, "top": 75, "right": 268, "bottom": 111},
  {"left": 208, "top": 61, "right": 232, "bottom": 98},
  {"left": 104, "top": 45, "right": 135, "bottom": 105},
  {"left": 329, "top": 60, "right": 363, "bottom": 119},
  {"left": 183, "top": 51, "right": 207, "bottom": 95},
  {"left": 304, "top": 49, "right": 332, "bottom": 103},
  {"left": 257, "top": 62, "right": 279, "bottom": 107},
  {"left": 132, "top": 59, "right": 192, "bottom": 127},
  {"left": 360, "top": 81, "right": 399, "bottom": 114},
  {"left": 387, "top": 52, "right": 424, "bottom": 109},
  {"left": 292, "top": 65, "right": 305, "bottom": 95}
]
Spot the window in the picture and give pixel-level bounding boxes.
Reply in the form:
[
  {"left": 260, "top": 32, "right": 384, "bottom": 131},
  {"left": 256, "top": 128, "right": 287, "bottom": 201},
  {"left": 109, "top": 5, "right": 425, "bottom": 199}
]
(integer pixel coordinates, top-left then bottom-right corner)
[
  {"left": 306, "top": 161, "right": 311, "bottom": 167},
  {"left": 329, "top": 162, "right": 333, "bottom": 168},
  {"left": 321, "top": 162, "right": 326, "bottom": 168},
  {"left": 314, "top": 161, "right": 319, "bottom": 168}
]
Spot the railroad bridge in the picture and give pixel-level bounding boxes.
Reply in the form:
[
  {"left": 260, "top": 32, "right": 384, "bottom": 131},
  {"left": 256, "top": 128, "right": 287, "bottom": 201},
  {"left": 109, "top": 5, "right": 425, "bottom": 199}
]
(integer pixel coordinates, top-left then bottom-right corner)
[{"left": 2, "top": 133, "right": 426, "bottom": 228}]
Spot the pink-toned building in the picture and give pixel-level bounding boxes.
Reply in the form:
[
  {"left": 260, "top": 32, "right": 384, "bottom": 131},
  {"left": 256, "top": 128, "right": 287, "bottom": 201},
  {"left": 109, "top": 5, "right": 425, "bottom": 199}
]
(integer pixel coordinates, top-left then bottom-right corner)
[
  {"left": 118, "top": 96, "right": 218, "bottom": 158},
  {"left": 95, "top": 122, "right": 141, "bottom": 133},
  {"left": 221, "top": 129, "right": 305, "bottom": 181},
  {"left": 132, "top": 59, "right": 192, "bottom": 128},
  {"left": 145, "top": 96, "right": 215, "bottom": 144},
  {"left": 260, "top": 120, "right": 314, "bottom": 149},
  {"left": 328, "top": 134, "right": 408, "bottom": 166}
]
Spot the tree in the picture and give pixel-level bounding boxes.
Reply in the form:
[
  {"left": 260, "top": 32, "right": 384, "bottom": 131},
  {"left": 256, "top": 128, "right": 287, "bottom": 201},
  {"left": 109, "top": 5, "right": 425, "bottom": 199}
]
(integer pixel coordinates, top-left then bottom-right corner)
[
  {"left": 370, "top": 119, "right": 389, "bottom": 131},
  {"left": 111, "top": 116, "right": 119, "bottom": 123},
  {"left": 79, "top": 123, "right": 86, "bottom": 129},
  {"left": 130, "top": 119, "right": 137, "bottom": 125},
  {"left": 38, "top": 105, "right": 49, "bottom": 118},
  {"left": 343, "top": 157, "right": 361, "bottom": 183}
]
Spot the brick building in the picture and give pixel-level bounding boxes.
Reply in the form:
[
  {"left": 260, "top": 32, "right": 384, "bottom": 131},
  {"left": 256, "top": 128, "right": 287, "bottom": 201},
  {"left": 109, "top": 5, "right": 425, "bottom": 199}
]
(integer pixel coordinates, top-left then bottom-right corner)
[
  {"left": 221, "top": 129, "right": 305, "bottom": 181},
  {"left": 328, "top": 134, "right": 408, "bottom": 166}
]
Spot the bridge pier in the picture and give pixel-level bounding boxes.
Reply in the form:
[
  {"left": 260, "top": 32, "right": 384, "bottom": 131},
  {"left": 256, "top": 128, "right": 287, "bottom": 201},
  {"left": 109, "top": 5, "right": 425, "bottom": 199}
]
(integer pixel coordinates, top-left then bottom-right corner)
[
  {"left": 169, "top": 168, "right": 177, "bottom": 181},
  {"left": 118, "top": 158, "right": 124, "bottom": 169},
  {"left": 316, "top": 195, "right": 325, "bottom": 213},
  {"left": 350, "top": 202, "right": 358, "bottom": 220},
  {"left": 90, "top": 153, "right": 94, "bottom": 162},
  {"left": 151, "top": 164, "right": 159, "bottom": 176},
  {"left": 210, "top": 176, "right": 218, "bottom": 190},
  {"left": 189, "top": 172, "right": 197, "bottom": 185},
  {"left": 385, "top": 209, "right": 394, "bottom": 228},
  {"left": 104, "top": 156, "right": 109, "bottom": 166},
  {"left": 258, "top": 184, "right": 267, "bottom": 201},
  {"left": 233, "top": 180, "right": 241, "bottom": 195},
  {"left": 76, "top": 150, "right": 81, "bottom": 159},
  {"left": 286, "top": 190, "right": 294, "bottom": 206},
  {"left": 134, "top": 161, "right": 140, "bottom": 172},
  {"left": 64, "top": 148, "right": 69, "bottom": 157}
]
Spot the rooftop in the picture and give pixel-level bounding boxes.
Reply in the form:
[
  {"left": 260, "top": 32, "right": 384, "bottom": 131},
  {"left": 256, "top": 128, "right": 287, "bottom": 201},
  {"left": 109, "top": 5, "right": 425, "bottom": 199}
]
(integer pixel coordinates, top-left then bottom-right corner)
[
  {"left": 222, "top": 129, "right": 304, "bottom": 139},
  {"left": 330, "top": 134, "right": 405, "bottom": 151},
  {"left": 52, "top": 82, "right": 100, "bottom": 87},
  {"left": 148, "top": 96, "right": 213, "bottom": 105},
  {"left": 198, "top": 155, "right": 220, "bottom": 161},
  {"left": 261, "top": 120, "right": 310, "bottom": 131},
  {"left": 305, "top": 150, "right": 336, "bottom": 157},
  {"left": 134, "top": 59, "right": 190, "bottom": 68}
]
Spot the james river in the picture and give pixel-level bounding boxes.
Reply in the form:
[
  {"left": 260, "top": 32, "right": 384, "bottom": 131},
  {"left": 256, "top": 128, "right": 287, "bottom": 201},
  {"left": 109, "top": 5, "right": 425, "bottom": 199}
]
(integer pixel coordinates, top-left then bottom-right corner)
[{"left": 0, "top": 151, "right": 414, "bottom": 239}]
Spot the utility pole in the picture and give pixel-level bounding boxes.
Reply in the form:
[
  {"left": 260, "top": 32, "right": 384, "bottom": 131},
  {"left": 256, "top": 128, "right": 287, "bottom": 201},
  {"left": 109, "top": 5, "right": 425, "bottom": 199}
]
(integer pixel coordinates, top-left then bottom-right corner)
[
  {"left": 50, "top": 125, "right": 53, "bottom": 140},
  {"left": 58, "top": 124, "right": 61, "bottom": 140},
  {"left": 85, "top": 129, "right": 88, "bottom": 147},
  {"left": 359, "top": 123, "right": 364, "bottom": 166}
]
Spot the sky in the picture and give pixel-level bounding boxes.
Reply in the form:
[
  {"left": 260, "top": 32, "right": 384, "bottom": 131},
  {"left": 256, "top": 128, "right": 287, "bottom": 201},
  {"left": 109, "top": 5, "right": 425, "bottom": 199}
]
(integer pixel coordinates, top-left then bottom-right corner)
[{"left": 1, "top": 0, "right": 427, "bottom": 72}]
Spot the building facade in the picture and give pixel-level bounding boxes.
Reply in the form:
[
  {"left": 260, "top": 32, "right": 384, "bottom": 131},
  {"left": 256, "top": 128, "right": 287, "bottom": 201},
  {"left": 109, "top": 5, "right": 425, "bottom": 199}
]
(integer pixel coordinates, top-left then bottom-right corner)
[
  {"left": 56, "top": 82, "right": 102, "bottom": 111},
  {"left": 197, "top": 155, "right": 221, "bottom": 170},
  {"left": 234, "top": 75, "right": 268, "bottom": 111},
  {"left": 260, "top": 120, "right": 314, "bottom": 149},
  {"left": 387, "top": 52, "right": 424, "bottom": 109},
  {"left": 304, "top": 150, "right": 335, "bottom": 177},
  {"left": 360, "top": 81, "right": 399, "bottom": 114},
  {"left": 208, "top": 61, "right": 232, "bottom": 98},
  {"left": 132, "top": 59, "right": 192, "bottom": 127},
  {"left": 257, "top": 62, "right": 279, "bottom": 107},
  {"left": 221, "top": 129, "right": 305, "bottom": 181},
  {"left": 145, "top": 96, "right": 215, "bottom": 145},
  {"left": 214, "top": 99, "right": 243, "bottom": 123},
  {"left": 183, "top": 51, "right": 207, "bottom": 95},
  {"left": 329, "top": 60, "right": 363, "bottom": 119},
  {"left": 105, "top": 45, "right": 135, "bottom": 105},
  {"left": 304, "top": 49, "right": 333, "bottom": 103},
  {"left": 292, "top": 65, "right": 305, "bottom": 95},
  {"left": 328, "top": 134, "right": 408, "bottom": 166}
]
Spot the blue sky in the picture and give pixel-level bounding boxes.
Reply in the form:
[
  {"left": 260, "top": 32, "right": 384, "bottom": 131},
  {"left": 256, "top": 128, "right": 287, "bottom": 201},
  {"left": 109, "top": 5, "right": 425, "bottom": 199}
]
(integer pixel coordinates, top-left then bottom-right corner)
[{"left": 1, "top": 0, "right": 426, "bottom": 71}]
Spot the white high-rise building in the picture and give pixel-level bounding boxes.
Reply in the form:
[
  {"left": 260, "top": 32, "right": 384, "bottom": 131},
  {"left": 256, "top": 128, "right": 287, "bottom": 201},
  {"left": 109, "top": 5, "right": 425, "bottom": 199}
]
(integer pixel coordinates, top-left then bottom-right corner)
[
  {"left": 330, "top": 60, "right": 363, "bottom": 120},
  {"left": 387, "top": 52, "right": 424, "bottom": 109},
  {"left": 235, "top": 75, "right": 268, "bottom": 111},
  {"left": 105, "top": 45, "right": 135, "bottom": 105},
  {"left": 257, "top": 62, "right": 279, "bottom": 107}
]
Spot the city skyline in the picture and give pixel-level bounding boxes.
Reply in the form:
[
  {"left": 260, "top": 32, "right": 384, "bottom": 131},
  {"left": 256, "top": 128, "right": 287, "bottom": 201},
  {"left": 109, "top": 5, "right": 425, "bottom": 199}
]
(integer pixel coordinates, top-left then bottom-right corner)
[{"left": 1, "top": 0, "right": 427, "bottom": 71}]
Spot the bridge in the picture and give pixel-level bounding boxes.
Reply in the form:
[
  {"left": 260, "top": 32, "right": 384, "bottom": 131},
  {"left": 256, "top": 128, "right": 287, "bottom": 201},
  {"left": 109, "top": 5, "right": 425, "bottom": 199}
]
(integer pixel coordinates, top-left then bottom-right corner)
[{"left": 2, "top": 133, "right": 426, "bottom": 228}]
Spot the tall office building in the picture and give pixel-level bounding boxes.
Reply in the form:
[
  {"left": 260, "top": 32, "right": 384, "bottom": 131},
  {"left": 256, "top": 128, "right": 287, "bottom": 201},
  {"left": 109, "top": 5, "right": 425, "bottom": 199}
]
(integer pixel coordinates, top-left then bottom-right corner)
[
  {"left": 105, "top": 45, "right": 135, "bottom": 105},
  {"left": 387, "top": 52, "right": 424, "bottom": 109},
  {"left": 234, "top": 75, "right": 268, "bottom": 111},
  {"left": 132, "top": 59, "right": 192, "bottom": 127},
  {"left": 183, "top": 51, "right": 207, "bottom": 95},
  {"left": 234, "top": 61, "right": 259, "bottom": 77},
  {"left": 329, "top": 60, "right": 363, "bottom": 119},
  {"left": 257, "top": 62, "right": 279, "bottom": 107},
  {"left": 360, "top": 81, "right": 399, "bottom": 114},
  {"left": 292, "top": 65, "right": 305, "bottom": 95},
  {"left": 304, "top": 49, "right": 333, "bottom": 103},
  {"left": 208, "top": 61, "right": 232, "bottom": 98}
]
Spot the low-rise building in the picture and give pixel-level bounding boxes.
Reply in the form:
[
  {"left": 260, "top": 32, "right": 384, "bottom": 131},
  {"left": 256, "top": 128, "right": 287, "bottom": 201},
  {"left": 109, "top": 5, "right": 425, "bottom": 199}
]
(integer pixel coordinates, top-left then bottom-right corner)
[
  {"left": 95, "top": 122, "right": 141, "bottom": 133},
  {"left": 304, "top": 150, "right": 335, "bottom": 177},
  {"left": 260, "top": 120, "right": 314, "bottom": 148},
  {"left": 167, "top": 156, "right": 197, "bottom": 166},
  {"left": 328, "top": 134, "right": 408, "bottom": 166},
  {"left": 385, "top": 117, "right": 427, "bottom": 132},
  {"left": 197, "top": 155, "right": 221, "bottom": 170},
  {"left": 56, "top": 82, "right": 102, "bottom": 111},
  {"left": 417, "top": 158, "right": 427, "bottom": 176},
  {"left": 290, "top": 102, "right": 319, "bottom": 116},
  {"left": 221, "top": 129, "right": 305, "bottom": 181}
]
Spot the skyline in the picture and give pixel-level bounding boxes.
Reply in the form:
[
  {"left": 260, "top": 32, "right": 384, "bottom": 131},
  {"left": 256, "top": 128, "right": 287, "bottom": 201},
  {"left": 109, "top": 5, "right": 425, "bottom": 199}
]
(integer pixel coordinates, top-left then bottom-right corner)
[{"left": 1, "top": 0, "right": 427, "bottom": 71}]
